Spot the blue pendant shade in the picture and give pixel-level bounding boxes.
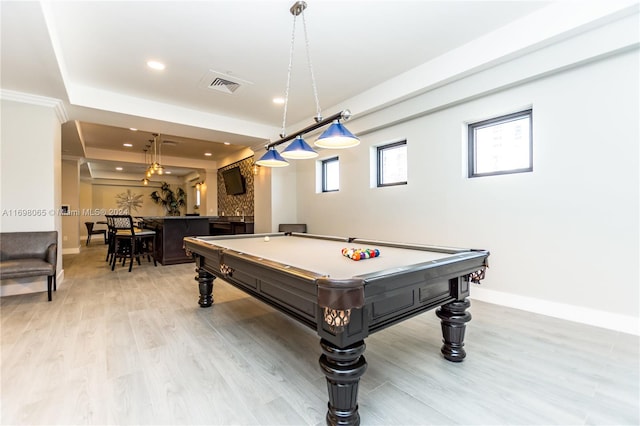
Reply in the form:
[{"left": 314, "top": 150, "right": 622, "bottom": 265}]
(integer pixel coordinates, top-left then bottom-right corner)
[
  {"left": 281, "top": 136, "right": 318, "bottom": 159},
  {"left": 315, "top": 121, "right": 360, "bottom": 149},
  {"left": 255, "top": 148, "right": 289, "bottom": 167}
]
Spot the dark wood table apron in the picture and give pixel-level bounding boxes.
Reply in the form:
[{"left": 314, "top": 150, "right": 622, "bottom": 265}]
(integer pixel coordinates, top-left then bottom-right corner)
[{"left": 184, "top": 233, "right": 489, "bottom": 426}]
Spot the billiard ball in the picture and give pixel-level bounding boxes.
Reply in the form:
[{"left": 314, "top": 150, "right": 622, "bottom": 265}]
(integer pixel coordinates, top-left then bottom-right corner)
[{"left": 264, "top": 236, "right": 270, "bottom": 242}]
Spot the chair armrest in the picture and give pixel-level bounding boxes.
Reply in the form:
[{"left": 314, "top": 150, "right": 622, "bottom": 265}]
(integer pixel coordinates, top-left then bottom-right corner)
[{"left": 46, "top": 243, "right": 57, "bottom": 269}]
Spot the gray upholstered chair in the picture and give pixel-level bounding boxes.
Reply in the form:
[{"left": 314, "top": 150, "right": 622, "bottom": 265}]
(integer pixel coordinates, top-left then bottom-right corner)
[{"left": 0, "top": 231, "right": 58, "bottom": 301}]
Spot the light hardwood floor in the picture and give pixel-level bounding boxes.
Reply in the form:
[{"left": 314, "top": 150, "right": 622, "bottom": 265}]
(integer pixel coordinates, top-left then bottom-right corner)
[{"left": 1, "top": 244, "right": 638, "bottom": 425}]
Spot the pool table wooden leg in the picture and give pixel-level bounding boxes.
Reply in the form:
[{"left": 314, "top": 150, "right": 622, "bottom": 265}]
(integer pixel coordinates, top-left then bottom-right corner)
[
  {"left": 436, "top": 298, "right": 472, "bottom": 362},
  {"left": 319, "top": 339, "right": 367, "bottom": 426},
  {"left": 195, "top": 260, "right": 215, "bottom": 307}
]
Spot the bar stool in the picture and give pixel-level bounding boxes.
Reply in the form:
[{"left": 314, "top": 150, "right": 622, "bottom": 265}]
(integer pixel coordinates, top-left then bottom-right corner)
[
  {"left": 85, "top": 221, "right": 107, "bottom": 246},
  {"left": 110, "top": 215, "right": 157, "bottom": 272},
  {"left": 105, "top": 215, "right": 116, "bottom": 263}
]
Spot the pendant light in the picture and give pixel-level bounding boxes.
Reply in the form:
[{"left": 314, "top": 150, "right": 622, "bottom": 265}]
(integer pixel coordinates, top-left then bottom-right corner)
[
  {"left": 142, "top": 133, "right": 165, "bottom": 179},
  {"left": 256, "top": 148, "right": 289, "bottom": 167},
  {"left": 281, "top": 135, "right": 318, "bottom": 159},
  {"left": 255, "top": 1, "right": 357, "bottom": 167},
  {"left": 316, "top": 121, "right": 360, "bottom": 149}
]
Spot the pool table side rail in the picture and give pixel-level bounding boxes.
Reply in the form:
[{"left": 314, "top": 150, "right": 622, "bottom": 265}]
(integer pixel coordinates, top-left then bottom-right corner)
[
  {"left": 224, "top": 251, "right": 324, "bottom": 329},
  {"left": 193, "top": 232, "right": 350, "bottom": 244},
  {"left": 322, "top": 250, "right": 488, "bottom": 342},
  {"left": 350, "top": 237, "right": 474, "bottom": 254},
  {"left": 192, "top": 232, "right": 478, "bottom": 255},
  {"left": 184, "top": 236, "right": 330, "bottom": 329}
]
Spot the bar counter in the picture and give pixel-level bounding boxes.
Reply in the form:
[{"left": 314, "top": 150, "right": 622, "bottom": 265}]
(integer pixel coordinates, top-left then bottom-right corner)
[{"left": 141, "top": 216, "right": 254, "bottom": 265}]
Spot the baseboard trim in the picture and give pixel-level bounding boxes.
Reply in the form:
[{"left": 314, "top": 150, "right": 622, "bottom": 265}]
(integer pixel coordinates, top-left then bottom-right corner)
[
  {"left": 470, "top": 286, "right": 639, "bottom": 336},
  {"left": 62, "top": 247, "right": 80, "bottom": 255}
]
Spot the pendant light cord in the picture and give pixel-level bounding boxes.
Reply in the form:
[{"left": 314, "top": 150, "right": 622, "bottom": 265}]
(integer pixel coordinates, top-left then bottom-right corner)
[
  {"left": 280, "top": 14, "right": 298, "bottom": 138},
  {"left": 280, "top": 5, "right": 323, "bottom": 139},
  {"left": 301, "top": 10, "right": 322, "bottom": 122}
]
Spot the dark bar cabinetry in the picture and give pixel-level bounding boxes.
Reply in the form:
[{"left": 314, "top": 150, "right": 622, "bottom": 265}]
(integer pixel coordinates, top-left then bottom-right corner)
[
  {"left": 141, "top": 216, "right": 211, "bottom": 265},
  {"left": 209, "top": 219, "right": 254, "bottom": 236}
]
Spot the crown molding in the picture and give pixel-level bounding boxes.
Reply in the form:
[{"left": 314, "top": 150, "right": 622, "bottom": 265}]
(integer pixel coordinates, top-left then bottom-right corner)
[{"left": 0, "top": 89, "right": 68, "bottom": 124}]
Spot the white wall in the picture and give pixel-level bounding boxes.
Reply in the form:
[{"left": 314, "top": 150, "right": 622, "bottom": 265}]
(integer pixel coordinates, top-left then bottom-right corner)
[
  {"left": 254, "top": 165, "right": 272, "bottom": 233},
  {"left": 87, "top": 182, "right": 169, "bottom": 218},
  {"left": 269, "top": 163, "right": 299, "bottom": 232},
  {"left": 61, "top": 159, "right": 80, "bottom": 253},
  {"left": 294, "top": 34, "right": 639, "bottom": 332},
  {"left": 0, "top": 97, "right": 64, "bottom": 296}
]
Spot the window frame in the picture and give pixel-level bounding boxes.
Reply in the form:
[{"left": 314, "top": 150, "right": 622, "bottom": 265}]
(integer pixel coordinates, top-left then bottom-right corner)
[
  {"left": 468, "top": 109, "right": 533, "bottom": 178},
  {"left": 321, "top": 156, "right": 339, "bottom": 192},
  {"left": 377, "top": 140, "right": 407, "bottom": 187}
]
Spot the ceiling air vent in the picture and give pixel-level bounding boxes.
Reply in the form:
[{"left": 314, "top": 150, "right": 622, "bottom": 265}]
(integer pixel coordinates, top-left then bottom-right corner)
[
  {"left": 198, "top": 69, "right": 253, "bottom": 95},
  {"left": 209, "top": 77, "right": 241, "bottom": 94}
]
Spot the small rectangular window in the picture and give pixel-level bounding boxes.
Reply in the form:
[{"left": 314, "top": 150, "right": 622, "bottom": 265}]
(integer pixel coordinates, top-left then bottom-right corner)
[
  {"left": 468, "top": 109, "right": 532, "bottom": 177},
  {"left": 377, "top": 140, "right": 407, "bottom": 187},
  {"left": 322, "top": 157, "right": 339, "bottom": 192}
]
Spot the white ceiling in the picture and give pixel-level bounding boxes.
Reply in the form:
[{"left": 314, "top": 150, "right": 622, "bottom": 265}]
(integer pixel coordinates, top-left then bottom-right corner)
[{"left": 2, "top": 0, "right": 632, "bottom": 181}]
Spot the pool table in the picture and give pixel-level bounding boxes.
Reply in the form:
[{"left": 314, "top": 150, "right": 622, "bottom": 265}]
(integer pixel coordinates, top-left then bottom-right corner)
[{"left": 183, "top": 233, "right": 489, "bottom": 426}]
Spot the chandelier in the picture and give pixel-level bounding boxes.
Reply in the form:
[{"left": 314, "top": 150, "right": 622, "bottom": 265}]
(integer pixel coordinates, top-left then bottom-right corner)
[
  {"left": 255, "top": 1, "right": 359, "bottom": 168},
  {"left": 141, "top": 133, "right": 164, "bottom": 185}
]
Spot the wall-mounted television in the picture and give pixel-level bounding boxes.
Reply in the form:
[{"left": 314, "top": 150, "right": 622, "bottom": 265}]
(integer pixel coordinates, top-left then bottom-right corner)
[{"left": 222, "top": 166, "right": 246, "bottom": 195}]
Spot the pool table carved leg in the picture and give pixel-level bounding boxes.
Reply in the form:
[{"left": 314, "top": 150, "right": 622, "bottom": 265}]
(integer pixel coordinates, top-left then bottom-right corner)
[
  {"left": 319, "top": 339, "right": 367, "bottom": 426},
  {"left": 436, "top": 298, "right": 471, "bottom": 362},
  {"left": 195, "top": 261, "right": 215, "bottom": 307}
]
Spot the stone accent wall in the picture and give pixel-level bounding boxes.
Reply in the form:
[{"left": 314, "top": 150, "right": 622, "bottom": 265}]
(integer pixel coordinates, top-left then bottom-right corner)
[{"left": 217, "top": 156, "right": 254, "bottom": 216}]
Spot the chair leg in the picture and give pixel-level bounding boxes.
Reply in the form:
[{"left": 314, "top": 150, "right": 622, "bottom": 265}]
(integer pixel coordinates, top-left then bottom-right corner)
[
  {"left": 47, "top": 276, "right": 53, "bottom": 301},
  {"left": 86, "top": 235, "right": 91, "bottom": 246},
  {"left": 106, "top": 236, "right": 114, "bottom": 262},
  {"left": 53, "top": 274, "right": 57, "bottom": 291},
  {"left": 111, "top": 241, "right": 118, "bottom": 270}
]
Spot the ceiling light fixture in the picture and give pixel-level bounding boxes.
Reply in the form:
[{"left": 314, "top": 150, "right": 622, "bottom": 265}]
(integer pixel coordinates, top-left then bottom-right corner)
[
  {"left": 147, "top": 60, "right": 165, "bottom": 71},
  {"left": 257, "top": 147, "right": 289, "bottom": 167},
  {"left": 123, "top": 143, "right": 133, "bottom": 147},
  {"left": 143, "top": 133, "right": 165, "bottom": 181},
  {"left": 255, "top": 1, "right": 358, "bottom": 167}
]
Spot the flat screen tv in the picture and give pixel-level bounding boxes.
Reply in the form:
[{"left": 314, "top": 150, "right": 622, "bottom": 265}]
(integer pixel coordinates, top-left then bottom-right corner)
[{"left": 222, "top": 166, "right": 246, "bottom": 195}]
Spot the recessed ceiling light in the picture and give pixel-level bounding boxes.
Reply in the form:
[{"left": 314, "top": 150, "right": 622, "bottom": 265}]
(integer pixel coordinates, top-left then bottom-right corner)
[
  {"left": 147, "top": 60, "right": 165, "bottom": 71},
  {"left": 204, "top": 152, "right": 212, "bottom": 156},
  {"left": 273, "top": 97, "right": 285, "bottom": 104},
  {"left": 129, "top": 128, "right": 138, "bottom": 131},
  {"left": 223, "top": 142, "right": 230, "bottom": 145},
  {"left": 165, "top": 171, "right": 172, "bottom": 174},
  {"left": 123, "top": 143, "right": 133, "bottom": 147},
  {"left": 115, "top": 167, "right": 123, "bottom": 171}
]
